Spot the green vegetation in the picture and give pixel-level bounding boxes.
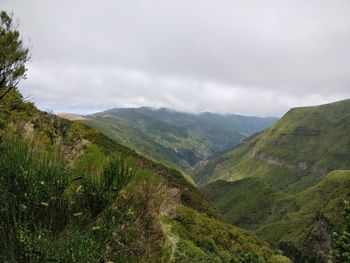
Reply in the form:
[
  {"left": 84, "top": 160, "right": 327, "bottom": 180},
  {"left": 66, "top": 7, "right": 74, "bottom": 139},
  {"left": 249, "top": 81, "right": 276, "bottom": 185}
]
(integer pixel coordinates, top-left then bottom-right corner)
[
  {"left": 202, "top": 178, "right": 289, "bottom": 229},
  {"left": 199, "top": 100, "right": 350, "bottom": 262},
  {"left": 0, "top": 82, "right": 285, "bottom": 261},
  {"left": 332, "top": 200, "right": 350, "bottom": 263},
  {"left": 170, "top": 206, "right": 291, "bottom": 262},
  {"left": 81, "top": 107, "right": 277, "bottom": 177},
  {"left": 197, "top": 99, "right": 350, "bottom": 192},
  {"left": 204, "top": 170, "right": 350, "bottom": 262},
  {"left": 0, "top": 11, "right": 29, "bottom": 102}
]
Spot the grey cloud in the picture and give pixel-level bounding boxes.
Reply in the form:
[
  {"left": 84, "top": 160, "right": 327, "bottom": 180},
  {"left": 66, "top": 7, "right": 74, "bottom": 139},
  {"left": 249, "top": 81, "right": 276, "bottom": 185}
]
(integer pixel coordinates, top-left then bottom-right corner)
[{"left": 2, "top": 0, "right": 350, "bottom": 116}]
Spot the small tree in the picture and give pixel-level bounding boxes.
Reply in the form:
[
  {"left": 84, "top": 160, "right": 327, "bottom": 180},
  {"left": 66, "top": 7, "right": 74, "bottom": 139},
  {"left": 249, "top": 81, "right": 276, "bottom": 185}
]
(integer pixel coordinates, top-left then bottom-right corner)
[
  {"left": 0, "top": 11, "right": 29, "bottom": 102},
  {"left": 332, "top": 201, "right": 350, "bottom": 262}
]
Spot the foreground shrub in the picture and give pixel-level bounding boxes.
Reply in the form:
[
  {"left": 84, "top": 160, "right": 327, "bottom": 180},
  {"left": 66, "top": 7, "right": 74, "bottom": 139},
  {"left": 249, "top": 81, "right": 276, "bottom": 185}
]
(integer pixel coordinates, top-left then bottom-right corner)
[{"left": 0, "top": 138, "right": 69, "bottom": 261}]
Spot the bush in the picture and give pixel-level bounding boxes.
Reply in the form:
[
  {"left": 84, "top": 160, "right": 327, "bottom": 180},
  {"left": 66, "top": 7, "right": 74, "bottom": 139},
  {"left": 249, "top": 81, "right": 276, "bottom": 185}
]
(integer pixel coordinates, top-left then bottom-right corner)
[
  {"left": 103, "top": 171, "right": 176, "bottom": 262},
  {"left": 230, "top": 252, "right": 265, "bottom": 263},
  {"left": 72, "top": 153, "right": 137, "bottom": 218},
  {"left": 0, "top": 138, "right": 69, "bottom": 261},
  {"left": 332, "top": 201, "right": 350, "bottom": 263}
]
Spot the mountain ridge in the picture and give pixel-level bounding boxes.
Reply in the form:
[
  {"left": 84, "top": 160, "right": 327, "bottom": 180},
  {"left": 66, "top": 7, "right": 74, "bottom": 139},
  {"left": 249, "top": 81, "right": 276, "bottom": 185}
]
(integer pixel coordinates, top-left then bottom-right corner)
[
  {"left": 196, "top": 98, "right": 350, "bottom": 190},
  {"left": 66, "top": 106, "right": 278, "bottom": 178}
]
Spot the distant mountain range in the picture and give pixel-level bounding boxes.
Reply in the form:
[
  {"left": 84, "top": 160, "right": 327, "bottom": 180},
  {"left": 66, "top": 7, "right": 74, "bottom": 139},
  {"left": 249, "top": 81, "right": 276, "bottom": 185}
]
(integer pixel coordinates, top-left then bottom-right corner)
[{"left": 74, "top": 107, "right": 277, "bottom": 176}]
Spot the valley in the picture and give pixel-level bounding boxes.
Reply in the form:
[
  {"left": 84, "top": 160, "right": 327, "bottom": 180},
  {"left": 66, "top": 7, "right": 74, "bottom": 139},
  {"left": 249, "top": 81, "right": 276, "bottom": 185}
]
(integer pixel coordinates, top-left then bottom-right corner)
[
  {"left": 1, "top": 4, "right": 350, "bottom": 262},
  {"left": 66, "top": 107, "right": 277, "bottom": 177},
  {"left": 59, "top": 99, "right": 350, "bottom": 262}
]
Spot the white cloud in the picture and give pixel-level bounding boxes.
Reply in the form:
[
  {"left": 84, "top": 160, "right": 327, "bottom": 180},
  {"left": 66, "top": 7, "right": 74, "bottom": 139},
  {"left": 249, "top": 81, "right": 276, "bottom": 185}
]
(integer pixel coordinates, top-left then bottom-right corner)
[{"left": 3, "top": 0, "right": 350, "bottom": 116}]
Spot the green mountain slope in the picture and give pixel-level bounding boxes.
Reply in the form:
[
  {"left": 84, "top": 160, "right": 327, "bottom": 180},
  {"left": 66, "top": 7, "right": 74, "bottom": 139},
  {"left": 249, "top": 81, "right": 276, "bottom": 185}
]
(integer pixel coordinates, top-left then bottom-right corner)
[
  {"left": 202, "top": 178, "right": 289, "bottom": 230},
  {"left": 203, "top": 170, "right": 350, "bottom": 263},
  {"left": 197, "top": 99, "right": 350, "bottom": 192},
  {"left": 0, "top": 90, "right": 287, "bottom": 262},
  {"left": 81, "top": 107, "right": 277, "bottom": 176},
  {"left": 200, "top": 99, "right": 350, "bottom": 262}
]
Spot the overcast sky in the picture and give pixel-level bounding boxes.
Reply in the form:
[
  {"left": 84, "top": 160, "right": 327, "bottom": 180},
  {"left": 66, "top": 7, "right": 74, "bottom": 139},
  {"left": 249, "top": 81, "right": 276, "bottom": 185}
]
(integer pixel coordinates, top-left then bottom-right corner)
[{"left": 2, "top": 0, "right": 350, "bottom": 116}]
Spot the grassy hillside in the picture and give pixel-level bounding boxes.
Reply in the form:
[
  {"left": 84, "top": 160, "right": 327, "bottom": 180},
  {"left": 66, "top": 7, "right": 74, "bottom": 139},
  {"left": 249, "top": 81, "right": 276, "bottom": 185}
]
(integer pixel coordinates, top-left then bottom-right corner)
[
  {"left": 202, "top": 178, "right": 289, "bottom": 229},
  {"left": 0, "top": 91, "right": 287, "bottom": 262},
  {"left": 80, "top": 107, "right": 277, "bottom": 176},
  {"left": 199, "top": 99, "right": 350, "bottom": 262},
  {"left": 203, "top": 170, "right": 350, "bottom": 263},
  {"left": 197, "top": 99, "right": 350, "bottom": 192}
]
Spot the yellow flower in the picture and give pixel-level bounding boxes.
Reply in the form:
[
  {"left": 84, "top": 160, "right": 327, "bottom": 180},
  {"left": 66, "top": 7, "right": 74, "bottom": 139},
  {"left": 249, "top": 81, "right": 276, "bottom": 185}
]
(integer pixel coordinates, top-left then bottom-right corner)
[
  {"left": 76, "top": 185, "right": 83, "bottom": 193},
  {"left": 40, "top": 202, "right": 49, "bottom": 207},
  {"left": 73, "top": 212, "right": 83, "bottom": 217}
]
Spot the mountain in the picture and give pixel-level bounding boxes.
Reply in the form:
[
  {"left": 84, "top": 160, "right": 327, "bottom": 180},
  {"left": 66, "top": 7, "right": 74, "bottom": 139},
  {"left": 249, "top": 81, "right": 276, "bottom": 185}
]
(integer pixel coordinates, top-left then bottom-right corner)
[
  {"left": 0, "top": 90, "right": 288, "bottom": 262},
  {"left": 79, "top": 107, "right": 277, "bottom": 178},
  {"left": 196, "top": 99, "right": 350, "bottom": 189},
  {"left": 200, "top": 99, "right": 350, "bottom": 262}
]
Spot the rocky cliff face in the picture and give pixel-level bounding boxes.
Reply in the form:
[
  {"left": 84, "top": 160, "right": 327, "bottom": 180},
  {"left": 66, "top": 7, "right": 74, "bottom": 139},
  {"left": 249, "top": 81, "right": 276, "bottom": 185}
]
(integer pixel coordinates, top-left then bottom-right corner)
[{"left": 250, "top": 148, "right": 326, "bottom": 176}]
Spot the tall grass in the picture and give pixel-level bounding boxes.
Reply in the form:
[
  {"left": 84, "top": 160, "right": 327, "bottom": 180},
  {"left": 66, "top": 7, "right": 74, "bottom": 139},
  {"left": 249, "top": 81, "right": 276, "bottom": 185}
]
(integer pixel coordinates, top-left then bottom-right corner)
[
  {"left": 0, "top": 138, "right": 69, "bottom": 261},
  {"left": 0, "top": 138, "right": 138, "bottom": 262},
  {"left": 71, "top": 150, "right": 137, "bottom": 218}
]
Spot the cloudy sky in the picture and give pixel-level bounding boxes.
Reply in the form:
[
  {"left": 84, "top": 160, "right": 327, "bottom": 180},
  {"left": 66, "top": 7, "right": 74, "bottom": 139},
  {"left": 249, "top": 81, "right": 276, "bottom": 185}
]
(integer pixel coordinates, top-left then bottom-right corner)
[{"left": 2, "top": 0, "right": 350, "bottom": 116}]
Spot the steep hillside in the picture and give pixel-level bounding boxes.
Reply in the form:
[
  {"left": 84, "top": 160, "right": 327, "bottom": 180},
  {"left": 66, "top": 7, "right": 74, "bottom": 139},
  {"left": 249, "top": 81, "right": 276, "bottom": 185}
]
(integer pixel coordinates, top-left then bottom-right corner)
[
  {"left": 197, "top": 99, "right": 350, "bottom": 192},
  {"left": 80, "top": 107, "right": 277, "bottom": 175},
  {"left": 203, "top": 170, "right": 350, "bottom": 263},
  {"left": 0, "top": 91, "right": 287, "bottom": 262},
  {"left": 202, "top": 178, "right": 289, "bottom": 230},
  {"left": 200, "top": 99, "right": 350, "bottom": 262}
]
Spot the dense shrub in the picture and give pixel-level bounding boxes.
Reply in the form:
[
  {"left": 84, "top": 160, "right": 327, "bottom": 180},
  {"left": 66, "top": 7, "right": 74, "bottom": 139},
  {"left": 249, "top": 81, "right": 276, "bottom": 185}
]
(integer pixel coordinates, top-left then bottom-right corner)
[
  {"left": 0, "top": 138, "right": 69, "bottom": 261},
  {"left": 332, "top": 201, "right": 350, "bottom": 263},
  {"left": 0, "top": 135, "right": 181, "bottom": 262}
]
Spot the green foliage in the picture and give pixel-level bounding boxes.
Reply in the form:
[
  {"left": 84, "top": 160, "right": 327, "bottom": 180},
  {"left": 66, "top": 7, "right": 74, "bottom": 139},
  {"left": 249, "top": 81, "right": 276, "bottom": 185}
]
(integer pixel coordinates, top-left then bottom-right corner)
[
  {"left": 84, "top": 127, "right": 221, "bottom": 218},
  {"left": 267, "top": 255, "right": 293, "bottom": 263},
  {"left": 332, "top": 201, "right": 350, "bottom": 263},
  {"left": 0, "top": 134, "right": 221, "bottom": 262},
  {"left": 171, "top": 206, "right": 285, "bottom": 262},
  {"left": 0, "top": 134, "right": 283, "bottom": 262},
  {"left": 0, "top": 11, "right": 30, "bottom": 102},
  {"left": 101, "top": 171, "right": 175, "bottom": 261},
  {"left": 230, "top": 252, "right": 265, "bottom": 263},
  {"left": 77, "top": 154, "right": 137, "bottom": 217},
  {"left": 202, "top": 178, "right": 288, "bottom": 229},
  {"left": 204, "top": 170, "right": 350, "bottom": 262},
  {"left": 0, "top": 138, "right": 69, "bottom": 261}
]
